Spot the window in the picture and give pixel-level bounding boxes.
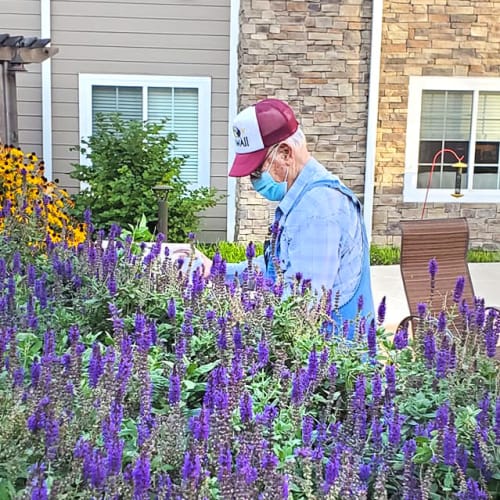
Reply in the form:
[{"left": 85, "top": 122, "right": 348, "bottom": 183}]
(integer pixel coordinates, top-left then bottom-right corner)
[
  {"left": 404, "top": 77, "right": 500, "bottom": 203},
  {"left": 79, "top": 74, "right": 211, "bottom": 187}
]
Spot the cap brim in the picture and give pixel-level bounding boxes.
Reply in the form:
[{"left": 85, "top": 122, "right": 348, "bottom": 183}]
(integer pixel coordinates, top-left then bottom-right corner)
[{"left": 228, "top": 148, "right": 269, "bottom": 177}]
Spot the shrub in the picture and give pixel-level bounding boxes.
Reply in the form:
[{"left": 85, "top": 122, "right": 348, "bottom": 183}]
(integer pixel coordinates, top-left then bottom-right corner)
[{"left": 70, "top": 113, "right": 220, "bottom": 242}]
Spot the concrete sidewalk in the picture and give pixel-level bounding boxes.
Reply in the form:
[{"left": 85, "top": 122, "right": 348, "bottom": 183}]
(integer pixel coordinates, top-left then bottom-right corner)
[{"left": 370, "top": 262, "right": 500, "bottom": 329}]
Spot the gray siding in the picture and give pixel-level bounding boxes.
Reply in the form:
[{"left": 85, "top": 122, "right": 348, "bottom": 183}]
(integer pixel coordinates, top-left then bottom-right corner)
[
  {"left": 1, "top": 0, "right": 43, "bottom": 154},
  {"left": 2, "top": 0, "right": 232, "bottom": 242}
]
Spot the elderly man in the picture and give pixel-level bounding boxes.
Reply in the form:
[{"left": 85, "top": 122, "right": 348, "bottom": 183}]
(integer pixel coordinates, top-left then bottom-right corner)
[{"left": 205, "top": 98, "right": 374, "bottom": 337}]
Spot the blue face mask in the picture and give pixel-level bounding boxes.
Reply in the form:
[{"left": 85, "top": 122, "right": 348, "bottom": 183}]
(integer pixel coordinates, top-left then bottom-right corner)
[{"left": 251, "top": 171, "right": 288, "bottom": 201}]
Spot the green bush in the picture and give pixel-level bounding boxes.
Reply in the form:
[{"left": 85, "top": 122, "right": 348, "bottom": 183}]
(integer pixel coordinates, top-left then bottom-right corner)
[{"left": 70, "top": 113, "right": 220, "bottom": 242}]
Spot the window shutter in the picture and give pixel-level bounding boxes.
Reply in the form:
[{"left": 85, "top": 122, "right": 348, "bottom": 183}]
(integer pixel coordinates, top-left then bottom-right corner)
[
  {"left": 476, "top": 92, "right": 500, "bottom": 141},
  {"left": 148, "top": 87, "right": 199, "bottom": 184},
  {"left": 91, "top": 86, "right": 142, "bottom": 130},
  {"left": 420, "top": 91, "right": 472, "bottom": 141}
]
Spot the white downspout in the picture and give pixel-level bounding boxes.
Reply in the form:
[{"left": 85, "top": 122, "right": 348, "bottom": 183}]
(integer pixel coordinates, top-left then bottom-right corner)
[
  {"left": 226, "top": 0, "right": 240, "bottom": 242},
  {"left": 41, "top": 0, "right": 53, "bottom": 180},
  {"left": 363, "top": 0, "right": 384, "bottom": 242}
]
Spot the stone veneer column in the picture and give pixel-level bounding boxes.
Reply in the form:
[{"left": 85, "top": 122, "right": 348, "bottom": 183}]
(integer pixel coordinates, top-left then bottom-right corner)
[{"left": 235, "top": 0, "right": 372, "bottom": 243}]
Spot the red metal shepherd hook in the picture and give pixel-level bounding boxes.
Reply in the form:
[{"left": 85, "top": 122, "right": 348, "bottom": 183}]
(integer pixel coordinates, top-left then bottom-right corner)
[{"left": 421, "top": 148, "right": 466, "bottom": 219}]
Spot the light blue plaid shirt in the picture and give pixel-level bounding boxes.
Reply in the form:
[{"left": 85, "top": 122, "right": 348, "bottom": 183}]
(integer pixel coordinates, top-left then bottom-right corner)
[{"left": 227, "top": 158, "right": 364, "bottom": 306}]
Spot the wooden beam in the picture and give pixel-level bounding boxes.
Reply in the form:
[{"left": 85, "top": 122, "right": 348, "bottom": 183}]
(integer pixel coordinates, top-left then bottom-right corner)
[{"left": 0, "top": 46, "right": 59, "bottom": 63}]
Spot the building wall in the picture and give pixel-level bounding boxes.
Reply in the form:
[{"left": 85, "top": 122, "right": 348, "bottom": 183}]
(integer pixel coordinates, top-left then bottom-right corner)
[
  {"left": 375, "top": 0, "right": 500, "bottom": 249},
  {"left": 236, "top": 0, "right": 372, "bottom": 243},
  {"left": 1, "top": 0, "right": 232, "bottom": 242}
]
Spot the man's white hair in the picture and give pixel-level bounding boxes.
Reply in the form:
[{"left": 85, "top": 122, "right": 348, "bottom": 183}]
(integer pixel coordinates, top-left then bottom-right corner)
[{"left": 284, "top": 127, "right": 306, "bottom": 149}]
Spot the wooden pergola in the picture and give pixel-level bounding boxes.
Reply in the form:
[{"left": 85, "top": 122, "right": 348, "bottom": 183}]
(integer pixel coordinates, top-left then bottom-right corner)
[{"left": 0, "top": 34, "right": 58, "bottom": 146}]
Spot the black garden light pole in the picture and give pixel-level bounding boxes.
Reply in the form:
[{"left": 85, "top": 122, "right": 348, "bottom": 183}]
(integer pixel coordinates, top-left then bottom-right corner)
[{"left": 152, "top": 184, "right": 170, "bottom": 240}]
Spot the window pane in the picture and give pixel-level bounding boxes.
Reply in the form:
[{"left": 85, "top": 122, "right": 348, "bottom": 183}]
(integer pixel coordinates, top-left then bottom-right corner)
[
  {"left": 420, "top": 90, "right": 472, "bottom": 141},
  {"left": 476, "top": 92, "right": 500, "bottom": 141},
  {"left": 92, "top": 86, "right": 142, "bottom": 129},
  {"left": 148, "top": 87, "right": 199, "bottom": 184}
]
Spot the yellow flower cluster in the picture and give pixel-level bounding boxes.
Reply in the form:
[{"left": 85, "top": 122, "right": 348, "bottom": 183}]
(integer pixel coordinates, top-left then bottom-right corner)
[{"left": 0, "top": 144, "right": 86, "bottom": 247}]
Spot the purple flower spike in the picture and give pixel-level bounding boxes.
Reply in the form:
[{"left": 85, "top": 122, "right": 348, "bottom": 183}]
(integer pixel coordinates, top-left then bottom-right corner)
[
  {"left": 428, "top": 258, "right": 438, "bottom": 281},
  {"left": 132, "top": 452, "right": 151, "bottom": 499},
  {"left": 239, "top": 392, "right": 253, "bottom": 423},
  {"left": 377, "top": 296, "right": 386, "bottom": 325},
  {"left": 168, "top": 370, "right": 181, "bottom": 406},
  {"left": 453, "top": 276, "right": 465, "bottom": 303},
  {"left": 367, "top": 320, "right": 377, "bottom": 359},
  {"left": 394, "top": 327, "right": 408, "bottom": 350},
  {"left": 246, "top": 241, "right": 255, "bottom": 260},
  {"left": 443, "top": 425, "right": 457, "bottom": 465}
]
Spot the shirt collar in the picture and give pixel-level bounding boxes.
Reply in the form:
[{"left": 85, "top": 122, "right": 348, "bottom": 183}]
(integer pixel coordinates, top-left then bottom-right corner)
[{"left": 277, "top": 157, "right": 329, "bottom": 217}]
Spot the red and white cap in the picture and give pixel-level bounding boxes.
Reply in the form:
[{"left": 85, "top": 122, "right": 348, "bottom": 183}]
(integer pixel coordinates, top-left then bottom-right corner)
[{"left": 229, "top": 98, "right": 299, "bottom": 177}]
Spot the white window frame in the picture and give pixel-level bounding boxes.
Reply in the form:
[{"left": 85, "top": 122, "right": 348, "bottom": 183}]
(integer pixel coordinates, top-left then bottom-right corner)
[
  {"left": 404, "top": 76, "right": 500, "bottom": 203},
  {"left": 78, "top": 73, "right": 211, "bottom": 189}
]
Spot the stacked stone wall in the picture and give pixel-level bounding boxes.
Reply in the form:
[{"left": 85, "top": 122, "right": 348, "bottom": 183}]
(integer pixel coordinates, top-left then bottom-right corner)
[{"left": 237, "top": 0, "right": 371, "bottom": 243}]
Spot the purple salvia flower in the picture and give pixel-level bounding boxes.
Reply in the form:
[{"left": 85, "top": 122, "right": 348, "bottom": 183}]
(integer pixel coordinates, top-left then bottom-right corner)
[
  {"left": 371, "top": 420, "right": 383, "bottom": 451},
  {"left": 322, "top": 450, "right": 341, "bottom": 494},
  {"left": 443, "top": 425, "right": 457, "bottom": 466},
  {"left": 28, "top": 463, "right": 48, "bottom": 500},
  {"left": 474, "top": 297, "right": 486, "bottom": 328},
  {"left": 417, "top": 302, "right": 427, "bottom": 318},
  {"left": 132, "top": 452, "right": 151, "bottom": 499},
  {"left": 107, "top": 275, "right": 117, "bottom": 296},
  {"left": 236, "top": 452, "right": 257, "bottom": 485},
  {"left": 372, "top": 372, "right": 383, "bottom": 401},
  {"left": 388, "top": 411, "right": 404, "bottom": 446},
  {"left": 485, "top": 311, "right": 499, "bottom": 358},
  {"left": 456, "top": 444, "right": 469, "bottom": 474},
  {"left": 436, "top": 349, "right": 448, "bottom": 379},
  {"left": 175, "top": 336, "right": 187, "bottom": 362},
  {"left": 182, "top": 451, "right": 202, "bottom": 486},
  {"left": 302, "top": 415, "right": 314, "bottom": 446},
  {"left": 428, "top": 258, "right": 438, "bottom": 281},
  {"left": 256, "top": 405, "right": 278, "bottom": 428},
  {"left": 240, "top": 392, "right": 254, "bottom": 423},
  {"left": 307, "top": 350, "right": 319, "bottom": 383},
  {"left": 246, "top": 241, "right": 255, "bottom": 260},
  {"left": 265, "top": 305, "right": 274, "bottom": 320},
  {"left": 30, "top": 358, "right": 41, "bottom": 387},
  {"left": 459, "top": 479, "right": 489, "bottom": 500},
  {"left": 88, "top": 343, "right": 103, "bottom": 388},
  {"left": 168, "top": 370, "right": 181, "bottom": 406},
  {"left": 377, "top": 296, "right": 386, "bottom": 325},
  {"left": 435, "top": 402, "right": 449, "bottom": 431},
  {"left": 217, "top": 446, "right": 232, "bottom": 482},
  {"left": 437, "top": 310, "right": 447, "bottom": 333},
  {"left": 394, "top": 327, "right": 408, "bottom": 350},
  {"left": 232, "top": 326, "right": 243, "bottom": 350},
  {"left": 291, "top": 369, "right": 307, "bottom": 406},
  {"left": 13, "top": 366, "right": 24, "bottom": 387},
  {"left": 257, "top": 339, "right": 269, "bottom": 367},
  {"left": 495, "top": 398, "right": 500, "bottom": 445},
  {"left": 385, "top": 364, "right": 396, "bottom": 399},
  {"left": 359, "top": 463, "right": 371, "bottom": 483},
  {"left": 453, "top": 276, "right": 465, "bottom": 303},
  {"left": 367, "top": 319, "right": 377, "bottom": 359},
  {"left": 423, "top": 331, "right": 436, "bottom": 368},
  {"left": 282, "top": 475, "right": 289, "bottom": 499}
]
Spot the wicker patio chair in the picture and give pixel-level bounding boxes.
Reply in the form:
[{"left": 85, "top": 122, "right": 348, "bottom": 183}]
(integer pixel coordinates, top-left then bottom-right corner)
[
  {"left": 399, "top": 217, "right": 475, "bottom": 319},
  {"left": 397, "top": 217, "right": 500, "bottom": 343}
]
